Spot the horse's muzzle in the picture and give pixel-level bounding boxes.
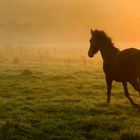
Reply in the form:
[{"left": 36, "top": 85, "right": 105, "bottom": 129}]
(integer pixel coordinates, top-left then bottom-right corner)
[{"left": 88, "top": 51, "right": 94, "bottom": 57}]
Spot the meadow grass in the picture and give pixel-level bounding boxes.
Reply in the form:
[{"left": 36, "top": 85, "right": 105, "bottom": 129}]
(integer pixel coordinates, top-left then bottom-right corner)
[{"left": 0, "top": 60, "right": 140, "bottom": 140}]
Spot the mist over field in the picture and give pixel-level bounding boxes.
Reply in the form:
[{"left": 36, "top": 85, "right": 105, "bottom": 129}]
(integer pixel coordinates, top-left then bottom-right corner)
[{"left": 0, "top": 41, "right": 140, "bottom": 65}]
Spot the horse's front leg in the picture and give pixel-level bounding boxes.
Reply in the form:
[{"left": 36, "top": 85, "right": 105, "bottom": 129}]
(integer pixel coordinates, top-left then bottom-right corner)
[{"left": 106, "top": 77, "right": 112, "bottom": 103}]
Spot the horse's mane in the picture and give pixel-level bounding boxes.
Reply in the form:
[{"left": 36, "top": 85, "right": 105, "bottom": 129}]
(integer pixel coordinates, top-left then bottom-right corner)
[{"left": 93, "top": 30, "right": 119, "bottom": 53}]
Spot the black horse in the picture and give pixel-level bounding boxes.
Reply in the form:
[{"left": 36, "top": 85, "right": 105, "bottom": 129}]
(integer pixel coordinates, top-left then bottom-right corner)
[{"left": 88, "top": 29, "right": 140, "bottom": 108}]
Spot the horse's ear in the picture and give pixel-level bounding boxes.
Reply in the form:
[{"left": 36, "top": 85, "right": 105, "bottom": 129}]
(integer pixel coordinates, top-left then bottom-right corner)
[{"left": 91, "top": 29, "right": 94, "bottom": 36}]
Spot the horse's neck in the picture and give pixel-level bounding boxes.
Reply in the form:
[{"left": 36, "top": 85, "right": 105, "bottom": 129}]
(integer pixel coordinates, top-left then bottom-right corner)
[{"left": 100, "top": 45, "right": 119, "bottom": 63}]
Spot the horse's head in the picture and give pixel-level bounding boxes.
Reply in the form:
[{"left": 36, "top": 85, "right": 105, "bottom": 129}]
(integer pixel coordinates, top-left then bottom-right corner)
[{"left": 88, "top": 29, "right": 100, "bottom": 57}]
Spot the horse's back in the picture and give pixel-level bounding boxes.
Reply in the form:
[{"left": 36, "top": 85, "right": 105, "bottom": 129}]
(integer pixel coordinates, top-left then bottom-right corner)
[
  {"left": 113, "top": 48, "right": 140, "bottom": 81},
  {"left": 116, "top": 48, "right": 140, "bottom": 65},
  {"left": 118, "top": 48, "right": 139, "bottom": 57}
]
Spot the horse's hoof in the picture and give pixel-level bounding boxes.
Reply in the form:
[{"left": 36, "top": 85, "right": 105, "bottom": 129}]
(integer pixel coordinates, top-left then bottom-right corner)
[
  {"left": 133, "top": 103, "right": 139, "bottom": 108},
  {"left": 133, "top": 104, "right": 140, "bottom": 111},
  {"left": 107, "top": 100, "right": 110, "bottom": 104}
]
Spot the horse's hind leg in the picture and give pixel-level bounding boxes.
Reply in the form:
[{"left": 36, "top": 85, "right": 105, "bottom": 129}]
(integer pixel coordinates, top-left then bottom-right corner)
[
  {"left": 129, "top": 79, "right": 140, "bottom": 95},
  {"left": 122, "top": 82, "right": 138, "bottom": 108}
]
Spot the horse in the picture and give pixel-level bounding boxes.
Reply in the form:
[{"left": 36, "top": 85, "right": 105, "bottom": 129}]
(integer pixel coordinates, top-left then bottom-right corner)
[{"left": 88, "top": 29, "right": 140, "bottom": 108}]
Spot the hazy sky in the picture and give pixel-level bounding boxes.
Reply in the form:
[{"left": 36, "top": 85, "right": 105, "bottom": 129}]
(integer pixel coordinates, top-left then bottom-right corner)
[{"left": 1, "top": 0, "right": 140, "bottom": 45}]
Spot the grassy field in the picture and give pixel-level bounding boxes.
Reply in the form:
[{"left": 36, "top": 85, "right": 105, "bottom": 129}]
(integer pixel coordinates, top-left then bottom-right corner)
[{"left": 0, "top": 60, "right": 140, "bottom": 140}]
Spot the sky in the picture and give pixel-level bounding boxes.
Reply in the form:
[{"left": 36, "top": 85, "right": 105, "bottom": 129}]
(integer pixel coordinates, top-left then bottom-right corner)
[{"left": 0, "top": 0, "right": 140, "bottom": 45}]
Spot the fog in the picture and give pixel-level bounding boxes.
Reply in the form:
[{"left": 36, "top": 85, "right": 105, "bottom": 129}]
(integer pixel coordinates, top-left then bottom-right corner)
[{"left": 0, "top": 0, "right": 140, "bottom": 46}]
